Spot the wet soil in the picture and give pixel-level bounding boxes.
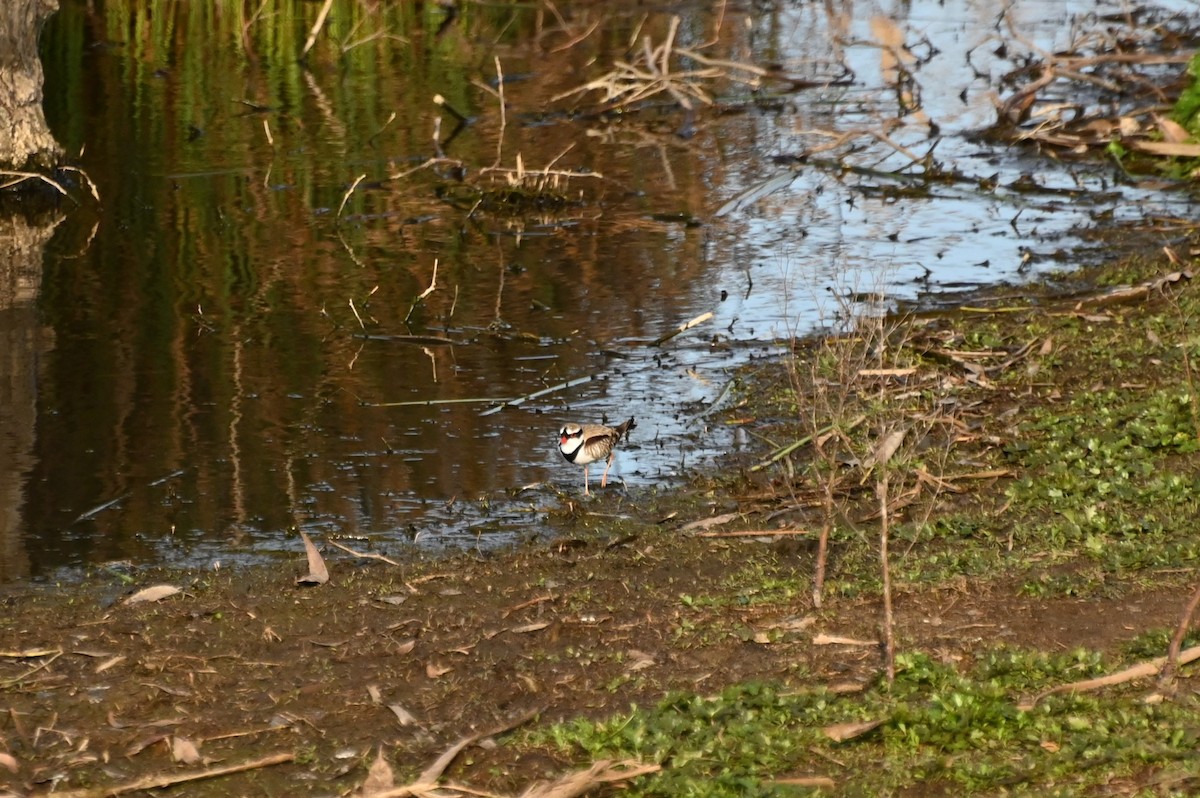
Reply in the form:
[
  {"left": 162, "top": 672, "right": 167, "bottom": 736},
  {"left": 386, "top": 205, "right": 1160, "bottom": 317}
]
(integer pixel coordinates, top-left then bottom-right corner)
[{"left": 1, "top": 516, "right": 1190, "bottom": 797}]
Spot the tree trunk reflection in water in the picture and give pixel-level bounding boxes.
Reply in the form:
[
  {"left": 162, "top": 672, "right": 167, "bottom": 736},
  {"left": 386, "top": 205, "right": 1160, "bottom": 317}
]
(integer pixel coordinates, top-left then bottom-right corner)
[{"left": 0, "top": 212, "right": 60, "bottom": 581}]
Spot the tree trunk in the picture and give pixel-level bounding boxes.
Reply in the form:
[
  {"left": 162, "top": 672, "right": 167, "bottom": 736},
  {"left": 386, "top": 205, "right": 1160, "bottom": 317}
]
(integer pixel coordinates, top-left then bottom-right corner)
[{"left": 0, "top": 0, "right": 62, "bottom": 172}]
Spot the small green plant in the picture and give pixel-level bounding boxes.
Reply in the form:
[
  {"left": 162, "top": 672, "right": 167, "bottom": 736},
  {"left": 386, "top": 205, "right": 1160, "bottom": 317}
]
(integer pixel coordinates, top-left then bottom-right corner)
[
  {"left": 526, "top": 646, "right": 1200, "bottom": 795},
  {"left": 1172, "top": 52, "right": 1200, "bottom": 137}
]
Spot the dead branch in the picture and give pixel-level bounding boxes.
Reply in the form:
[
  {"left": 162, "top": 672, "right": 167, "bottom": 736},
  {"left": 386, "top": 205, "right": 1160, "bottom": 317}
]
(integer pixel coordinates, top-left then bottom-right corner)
[
  {"left": 1161, "top": 583, "right": 1200, "bottom": 686},
  {"left": 1020, "top": 644, "right": 1200, "bottom": 710},
  {"left": 51, "top": 752, "right": 294, "bottom": 798}
]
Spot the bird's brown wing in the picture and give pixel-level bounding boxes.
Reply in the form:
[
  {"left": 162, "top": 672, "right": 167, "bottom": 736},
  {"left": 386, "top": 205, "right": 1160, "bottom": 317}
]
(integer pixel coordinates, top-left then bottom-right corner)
[{"left": 582, "top": 429, "right": 618, "bottom": 460}]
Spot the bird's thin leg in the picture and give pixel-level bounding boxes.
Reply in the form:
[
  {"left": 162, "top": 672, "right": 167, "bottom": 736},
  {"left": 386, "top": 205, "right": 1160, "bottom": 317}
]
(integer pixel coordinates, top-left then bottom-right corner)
[
  {"left": 583, "top": 466, "right": 590, "bottom": 496},
  {"left": 600, "top": 452, "right": 615, "bottom": 487}
]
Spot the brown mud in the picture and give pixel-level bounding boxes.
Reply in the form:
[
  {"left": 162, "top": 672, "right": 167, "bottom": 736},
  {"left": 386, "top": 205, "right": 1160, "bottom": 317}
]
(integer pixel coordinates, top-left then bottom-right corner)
[{"left": 1, "top": 517, "right": 1190, "bottom": 796}]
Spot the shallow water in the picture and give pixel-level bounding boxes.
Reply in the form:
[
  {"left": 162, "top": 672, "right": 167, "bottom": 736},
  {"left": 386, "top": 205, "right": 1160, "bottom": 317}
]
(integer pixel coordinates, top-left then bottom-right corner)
[{"left": 1, "top": 0, "right": 1195, "bottom": 582}]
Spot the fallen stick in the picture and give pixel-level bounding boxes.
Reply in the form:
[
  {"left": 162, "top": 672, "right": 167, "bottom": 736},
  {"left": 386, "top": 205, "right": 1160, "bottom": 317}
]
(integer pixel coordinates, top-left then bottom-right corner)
[
  {"left": 368, "top": 395, "right": 512, "bottom": 408},
  {"left": 0, "top": 650, "right": 62, "bottom": 688},
  {"left": 652, "top": 311, "right": 713, "bottom": 346},
  {"left": 365, "top": 711, "right": 539, "bottom": 797},
  {"left": 355, "top": 331, "right": 458, "bottom": 343},
  {"left": 521, "top": 759, "right": 661, "bottom": 798},
  {"left": 479, "top": 373, "right": 606, "bottom": 417},
  {"left": 1019, "top": 644, "right": 1200, "bottom": 710},
  {"left": 73, "top": 493, "right": 130, "bottom": 524},
  {"left": 695, "top": 529, "right": 810, "bottom": 538},
  {"left": 404, "top": 259, "right": 439, "bottom": 324},
  {"left": 51, "top": 751, "right": 294, "bottom": 797},
  {"left": 326, "top": 538, "right": 401, "bottom": 567},
  {"left": 946, "top": 468, "right": 1013, "bottom": 481},
  {"left": 1162, "top": 581, "right": 1200, "bottom": 685}
]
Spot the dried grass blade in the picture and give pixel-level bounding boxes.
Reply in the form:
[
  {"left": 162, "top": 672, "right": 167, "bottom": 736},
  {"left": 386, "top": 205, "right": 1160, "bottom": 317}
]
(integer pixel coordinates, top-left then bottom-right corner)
[
  {"left": 301, "top": 0, "right": 334, "bottom": 58},
  {"left": 520, "top": 759, "right": 661, "bottom": 798}
]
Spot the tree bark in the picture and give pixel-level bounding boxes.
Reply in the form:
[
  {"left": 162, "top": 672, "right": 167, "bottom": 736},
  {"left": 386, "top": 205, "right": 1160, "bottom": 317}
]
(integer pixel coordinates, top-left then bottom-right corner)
[{"left": 0, "top": 0, "right": 62, "bottom": 172}]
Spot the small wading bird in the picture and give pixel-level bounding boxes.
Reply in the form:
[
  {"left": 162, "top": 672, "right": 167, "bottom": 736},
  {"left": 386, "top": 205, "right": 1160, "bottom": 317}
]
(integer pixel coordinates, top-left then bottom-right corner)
[{"left": 558, "top": 417, "right": 636, "bottom": 495}]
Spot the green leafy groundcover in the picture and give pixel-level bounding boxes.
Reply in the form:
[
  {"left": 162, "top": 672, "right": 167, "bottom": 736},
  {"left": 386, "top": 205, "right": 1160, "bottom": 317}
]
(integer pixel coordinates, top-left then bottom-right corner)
[
  {"left": 1173, "top": 52, "right": 1200, "bottom": 138},
  {"left": 532, "top": 649, "right": 1200, "bottom": 795}
]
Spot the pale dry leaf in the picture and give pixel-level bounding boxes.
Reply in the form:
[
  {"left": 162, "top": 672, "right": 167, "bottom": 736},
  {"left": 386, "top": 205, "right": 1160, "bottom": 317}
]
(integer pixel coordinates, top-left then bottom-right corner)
[
  {"left": 358, "top": 747, "right": 395, "bottom": 796},
  {"left": 0, "top": 752, "right": 18, "bottom": 773},
  {"left": 766, "top": 616, "right": 816, "bottom": 632},
  {"left": 124, "top": 585, "right": 182, "bottom": 605},
  {"left": 70, "top": 648, "right": 113, "bottom": 658},
  {"left": 366, "top": 684, "right": 382, "bottom": 704},
  {"left": 1, "top": 647, "right": 58, "bottom": 657},
  {"left": 772, "top": 776, "right": 836, "bottom": 788},
  {"left": 626, "top": 650, "right": 656, "bottom": 672},
  {"left": 425, "top": 662, "right": 452, "bottom": 678},
  {"left": 1117, "top": 116, "right": 1141, "bottom": 136},
  {"left": 96, "top": 655, "right": 125, "bottom": 673},
  {"left": 126, "top": 733, "right": 169, "bottom": 757},
  {"left": 858, "top": 367, "right": 917, "bottom": 377},
  {"left": 1127, "top": 140, "right": 1200, "bottom": 158},
  {"left": 870, "top": 428, "right": 907, "bottom": 469},
  {"left": 1081, "top": 118, "right": 1116, "bottom": 137},
  {"left": 387, "top": 703, "right": 417, "bottom": 726},
  {"left": 822, "top": 719, "right": 884, "bottom": 742},
  {"left": 170, "top": 736, "right": 202, "bottom": 764},
  {"left": 813, "top": 633, "right": 877, "bottom": 647},
  {"left": 828, "top": 681, "right": 867, "bottom": 694},
  {"left": 510, "top": 622, "right": 551, "bottom": 634},
  {"left": 309, "top": 638, "right": 349, "bottom": 649},
  {"left": 679, "top": 511, "right": 741, "bottom": 533},
  {"left": 296, "top": 531, "right": 330, "bottom": 586},
  {"left": 1155, "top": 114, "right": 1190, "bottom": 143}
]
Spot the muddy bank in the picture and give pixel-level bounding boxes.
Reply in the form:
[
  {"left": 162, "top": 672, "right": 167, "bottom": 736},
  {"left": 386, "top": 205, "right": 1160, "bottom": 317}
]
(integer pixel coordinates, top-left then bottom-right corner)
[{"left": 7, "top": 252, "right": 1200, "bottom": 795}]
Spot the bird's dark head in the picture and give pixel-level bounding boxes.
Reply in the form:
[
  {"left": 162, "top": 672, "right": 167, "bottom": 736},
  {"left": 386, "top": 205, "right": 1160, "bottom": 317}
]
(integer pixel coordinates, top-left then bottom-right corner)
[{"left": 559, "top": 424, "right": 582, "bottom": 446}]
